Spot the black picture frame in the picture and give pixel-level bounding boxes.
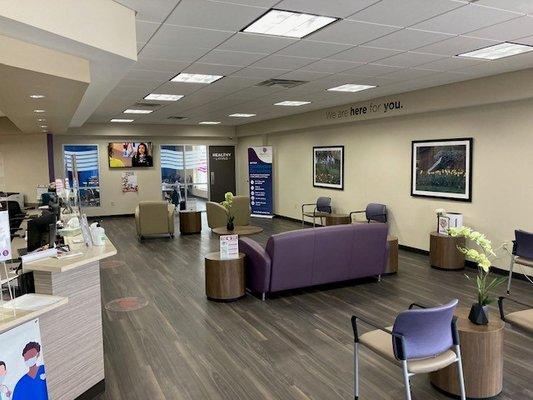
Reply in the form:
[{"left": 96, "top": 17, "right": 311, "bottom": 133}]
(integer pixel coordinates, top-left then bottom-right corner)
[
  {"left": 313, "top": 145, "right": 344, "bottom": 190},
  {"left": 411, "top": 138, "right": 473, "bottom": 202}
]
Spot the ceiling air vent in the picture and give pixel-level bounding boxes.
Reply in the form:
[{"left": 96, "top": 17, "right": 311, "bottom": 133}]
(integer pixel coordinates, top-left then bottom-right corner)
[
  {"left": 255, "top": 78, "right": 308, "bottom": 89},
  {"left": 167, "top": 116, "right": 188, "bottom": 120}
]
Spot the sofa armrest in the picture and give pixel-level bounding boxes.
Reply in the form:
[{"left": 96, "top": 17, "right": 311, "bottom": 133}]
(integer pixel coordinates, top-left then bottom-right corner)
[
  {"left": 134, "top": 206, "right": 140, "bottom": 235},
  {"left": 239, "top": 237, "right": 271, "bottom": 294},
  {"left": 167, "top": 204, "right": 175, "bottom": 234}
]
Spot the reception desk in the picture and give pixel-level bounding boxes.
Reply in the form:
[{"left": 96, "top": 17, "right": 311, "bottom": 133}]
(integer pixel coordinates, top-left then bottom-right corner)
[{"left": 15, "top": 237, "right": 117, "bottom": 399}]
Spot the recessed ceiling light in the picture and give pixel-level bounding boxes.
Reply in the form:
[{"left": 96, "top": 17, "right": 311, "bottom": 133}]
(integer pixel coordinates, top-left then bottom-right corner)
[
  {"left": 327, "top": 84, "right": 376, "bottom": 93},
  {"left": 199, "top": 121, "right": 221, "bottom": 125},
  {"left": 30, "top": 94, "right": 45, "bottom": 99},
  {"left": 170, "top": 73, "right": 223, "bottom": 84},
  {"left": 457, "top": 42, "right": 533, "bottom": 60},
  {"left": 123, "top": 109, "right": 153, "bottom": 114},
  {"left": 40, "top": 125, "right": 47, "bottom": 128},
  {"left": 144, "top": 93, "right": 184, "bottom": 101},
  {"left": 37, "top": 118, "right": 46, "bottom": 122},
  {"left": 33, "top": 109, "right": 45, "bottom": 113},
  {"left": 243, "top": 9, "right": 337, "bottom": 39},
  {"left": 274, "top": 100, "right": 311, "bottom": 106},
  {"left": 229, "top": 113, "right": 256, "bottom": 118},
  {"left": 110, "top": 118, "right": 134, "bottom": 123}
]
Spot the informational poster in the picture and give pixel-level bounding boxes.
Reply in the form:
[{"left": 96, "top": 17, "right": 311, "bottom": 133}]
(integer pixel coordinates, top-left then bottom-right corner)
[
  {"left": 248, "top": 146, "right": 273, "bottom": 217},
  {"left": 0, "top": 211, "right": 12, "bottom": 262},
  {"left": 220, "top": 235, "right": 238, "bottom": 260},
  {"left": 121, "top": 172, "right": 138, "bottom": 193},
  {"left": 0, "top": 319, "right": 49, "bottom": 400}
]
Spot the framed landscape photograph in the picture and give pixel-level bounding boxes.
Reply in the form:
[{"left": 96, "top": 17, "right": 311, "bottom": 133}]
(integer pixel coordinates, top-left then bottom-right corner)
[
  {"left": 313, "top": 146, "right": 344, "bottom": 190},
  {"left": 411, "top": 138, "right": 473, "bottom": 201}
]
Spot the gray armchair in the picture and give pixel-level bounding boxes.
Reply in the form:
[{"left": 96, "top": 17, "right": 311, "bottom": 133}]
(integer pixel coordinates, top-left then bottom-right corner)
[
  {"left": 301, "top": 197, "right": 331, "bottom": 227},
  {"left": 350, "top": 203, "right": 388, "bottom": 224}
]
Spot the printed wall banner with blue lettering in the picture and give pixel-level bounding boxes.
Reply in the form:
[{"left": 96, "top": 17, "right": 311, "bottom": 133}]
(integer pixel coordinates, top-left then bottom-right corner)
[{"left": 248, "top": 147, "right": 273, "bottom": 217}]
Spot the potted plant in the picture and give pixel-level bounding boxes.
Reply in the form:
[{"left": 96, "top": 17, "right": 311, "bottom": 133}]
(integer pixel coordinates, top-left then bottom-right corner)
[
  {"left": 448, "top": 226, "right": 506, "bottom": 325},
  {"left": 220, "top": 192, "right": 235, "bottom": 231}
]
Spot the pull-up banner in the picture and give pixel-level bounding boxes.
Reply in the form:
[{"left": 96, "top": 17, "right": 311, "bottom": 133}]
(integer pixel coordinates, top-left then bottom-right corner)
[{"left": 248, "top": 146, "right": 273, "bottom": 218}]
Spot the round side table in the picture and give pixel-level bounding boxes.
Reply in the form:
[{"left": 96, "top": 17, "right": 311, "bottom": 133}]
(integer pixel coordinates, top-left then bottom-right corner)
[
  {"left": 429, "top": 231, "right": 465, "bottom": 270},
  {"left": 385, "top": 235, "right": 398, "bottom": 275},
  {"left": 204, "top": 252, "right": 245, "bottom": 302},
  {"left": 179, "top": 210, "right": 202, "bottom": 234},
  {"left": 430, "top": 307, "right": 504, "bottom": 399},
  {"left": 212, "top": 225, "right": 263, "bottom": 236},
  {"left": 324, "top": 213, "right": 351, "bottom": 226}
]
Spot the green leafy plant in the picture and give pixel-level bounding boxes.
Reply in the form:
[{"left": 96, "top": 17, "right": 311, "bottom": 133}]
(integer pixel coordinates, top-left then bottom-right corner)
[
  {"left": 448, "top": 226, "right": 506, "bottom": 306},
  {"left": 220, "top": 192, "right": 234, "bottom": 226}
]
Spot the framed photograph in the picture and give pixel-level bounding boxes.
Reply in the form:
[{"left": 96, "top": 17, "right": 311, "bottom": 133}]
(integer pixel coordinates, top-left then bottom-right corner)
[
  {"left": 411, "top": 138, "right": 473, "bottom": 202},
  {"left": 313, "top": 146, "right": 344, "bottom": 190}
]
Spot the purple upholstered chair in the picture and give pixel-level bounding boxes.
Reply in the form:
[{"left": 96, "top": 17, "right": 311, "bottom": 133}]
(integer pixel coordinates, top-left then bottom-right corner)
[
  {"left": 351, "top": 299, "right": 465, "bottom": 400},
  {"left": 507, "top": 230, "right": 533, "bottom": 294},
  {"left": 301, "top": 197, "right": 332, "bottom": 227},
  {"left": 350, "top": 203, "right": 387, "bottom": 224}
]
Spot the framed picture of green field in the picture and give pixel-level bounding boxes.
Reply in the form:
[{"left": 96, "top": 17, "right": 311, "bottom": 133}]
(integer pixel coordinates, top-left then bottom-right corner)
[
  {"left": 313, "top": 146, "right": 344, "bottom": 190},
  {"left": 411, "top": 138, "right": 473, "bottom": 202}
]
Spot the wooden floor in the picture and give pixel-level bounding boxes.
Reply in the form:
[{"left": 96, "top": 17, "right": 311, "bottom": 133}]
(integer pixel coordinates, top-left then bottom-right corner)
[{"left": 96, "top": 216, "right": 533, "bottom": 400}]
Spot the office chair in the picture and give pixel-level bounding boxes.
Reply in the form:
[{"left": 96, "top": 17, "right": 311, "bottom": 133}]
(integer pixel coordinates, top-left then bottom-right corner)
[
  {"left": 7, "top": 201, "right": 27, "bottom": 228},
  {"left": 301, "top": 197, "right": 332, "bottom": 228},
  {"left": 351, "top": 299, "right": 466, "bottom": 400},
  {"left": 506, "top": 230, "right": 533, "bottom": 294},
  {"left": 350, "top": 203, "right": 388, "bottom": 224},
  {"left": 498, "top": 296, "right": 533, "bottom": 336}
]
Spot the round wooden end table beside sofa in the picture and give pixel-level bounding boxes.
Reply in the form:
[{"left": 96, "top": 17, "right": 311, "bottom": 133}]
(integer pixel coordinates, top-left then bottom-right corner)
[
  {"left": 385, "top": 235, "right": 398, "bottom": 275},
  {"left": 179, "top": 210, "right": 202, "bottom": 234},
  {"left": 324, "top": 213, "right": 351, "bottom": 226},
  {"left": 429, "top": 231, "right": 465, "bottom": 270},
  {"left": 430, "top": 307, "right": 504, "bottom": 399},
  {"left": 204, "top": 252, "right": 245, "bottom": 302}
]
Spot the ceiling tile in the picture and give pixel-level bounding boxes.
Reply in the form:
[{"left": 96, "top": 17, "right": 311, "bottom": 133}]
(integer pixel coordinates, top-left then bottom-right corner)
[
  {"left": 277, "top": 70, "right": 332, "bottom": 81},
  {"left": 182, "top": 63, "right": 243, "bottom": 75},
  {"left": 378, "top": 51, "right": 447, "bottom": 67},
  {"left": 123, "top": 69, "right": 175, "bottom": 82},
  {"left": 300, "top": 59, "right": 364, "bottom": 73},
  {"left": 466, "top": 16, "right": 533, "bottom": 41},
  {"left": 416, "top": 57, "right": 486, "bottom": 71},
  {"left": 348, "top": 0, "right": 466, "bottom": 27},
  {"left": 515, "top": 35, "right": 533, "bottom": 45},
  {"left": 412, "top": 4, "right": 521, "bottom": 35},
  {"left": 307, "top": 20, "right": 399, "bottom": 45},
  {"left": 216, "top": 33, "right": 297, "bottom": 53},
  {"left": 139, "top": 43, "right": 210, "bottom": 62},
  {"left": 197, "top": 49, "right": 267, "bottom": 66},
  {"left": 134, "top": 58, "right": 190, "bottom": 73},
  {"left": 474, "top": 0, "right": 533, "bottom": 14},
  {"left": 114, "top": 0, "right": 180, "bottom": 23},
  {"left": 231, "top": 67, "right": 289, "bottom": 78},
  {"left": 382, "top": 67, "right": 440, "bottom": 81},
  {"left": 277, "top": 40, "right": 352, "bottom": 58},
  {"left": 330, "top": 46, "right": 402, "bottom": 62},
  {"left": 251, "top": 55, "right": 317, "bottom": 69},
  {"left": 136, "top": 20, "right": 160, "bottom": 43},
  {"left": 275, "top": 0, "right": 381, "bottom": 18},
  {"left": 415, "top": 36, "right": 500, "bottom": 56},
  {"left": 340, "top": 63, "right": 404, "bottom": 77},
  {"left": 365, "top": 29, "right": 454, "bottom": 51},
  {"left": 211, "top": 0, "right": 278, "bottom": 7},
  {"left": 150, "top": 25, "right": 233, "bottom": 48},
  {"left": 166, "top": 0, "right": 266, "bottom": 31},
  {"left": 155, "top": 81, "right": 206, "bottom": 95}
]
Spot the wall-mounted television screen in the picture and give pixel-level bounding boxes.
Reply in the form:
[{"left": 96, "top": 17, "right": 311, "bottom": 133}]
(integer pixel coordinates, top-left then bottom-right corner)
[{"left": 108, "top": 142, "right": 153, "bottom": 168}]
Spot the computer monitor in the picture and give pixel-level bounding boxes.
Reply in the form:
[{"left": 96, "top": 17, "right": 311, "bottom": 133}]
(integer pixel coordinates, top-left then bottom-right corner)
[{"left": 27, "top": 211, "right": 57, "bottom": 252}]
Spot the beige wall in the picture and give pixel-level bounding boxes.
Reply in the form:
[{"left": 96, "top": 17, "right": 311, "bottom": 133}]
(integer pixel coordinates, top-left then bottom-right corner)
[
  {"left": 0, "top": 119, "right": 48, "bottom": 202},
  {"left": 236, "top": 97, "right": 533, "bottom": 274}
]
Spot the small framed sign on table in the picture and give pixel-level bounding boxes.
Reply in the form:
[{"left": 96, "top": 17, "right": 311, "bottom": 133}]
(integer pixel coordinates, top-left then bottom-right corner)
[{"left": 220, "top": 235, "right": 239, "bottom": 260}]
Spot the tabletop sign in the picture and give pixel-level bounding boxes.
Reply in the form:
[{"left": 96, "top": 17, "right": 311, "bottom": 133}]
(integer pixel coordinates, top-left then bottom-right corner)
[
  {"left": 0, "top": 211, "right": 12, "bottom": 262},
  {"left": 220, "top": 235, "right": 238, "bottom": 260}
]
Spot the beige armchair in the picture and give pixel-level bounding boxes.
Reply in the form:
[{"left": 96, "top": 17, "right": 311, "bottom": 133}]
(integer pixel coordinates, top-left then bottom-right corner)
[
  {"left": 135, "top": 201, "right": 175, "bottom": 240},
  {"left": 206, "top": 195, "right": 251, "bottom": 229}
]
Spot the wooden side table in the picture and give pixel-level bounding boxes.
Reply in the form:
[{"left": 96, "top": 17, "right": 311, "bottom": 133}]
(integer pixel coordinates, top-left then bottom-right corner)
[
  {"left": 430, "top": 307, "right": 504, "bottom": 399},
  {"left": 324, "top": 213, "right": 351, "bottom": 226},
  {"left": 385, "top": 235, "right": 398, "bottom": 274},
  {"left": 429, "top": 232, "right": 465, "bottom": 270},
  {"left": 204, "top": 252, "right": 245, "bottom": 302},
  {"left": 212, "top": 225, "right": 263, "bottom": 236},
  {"left": 179, "top": 210, "right": 202, "bottom": 234}
]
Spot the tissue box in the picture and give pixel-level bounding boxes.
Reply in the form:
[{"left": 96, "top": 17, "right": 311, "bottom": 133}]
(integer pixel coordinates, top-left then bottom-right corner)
[{"left": 438, "top": 213, "right": 463, "bottom": 235}]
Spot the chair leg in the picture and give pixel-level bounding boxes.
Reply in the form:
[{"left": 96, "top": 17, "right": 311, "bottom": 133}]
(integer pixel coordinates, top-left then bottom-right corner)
[
  {"left": 313, "top": 217, "right": 316, "bottom": 228},
  {"left": 506, "top": 257, "right": 515, "bottom": 294},
  {"left": 455, "top": 345, "right": 467, "bottom": 400},
  {"left": 261, "top": 293, "right": 266, "bottom": 301},
  {"left": 354, "top": 342, "right": 359, "bottom": 400},
  {"left": 401, "top": 361, "right": 412, "bottom": 400},
  {"left": 301, "top": 214, "right": 305, "bottom": 228}
]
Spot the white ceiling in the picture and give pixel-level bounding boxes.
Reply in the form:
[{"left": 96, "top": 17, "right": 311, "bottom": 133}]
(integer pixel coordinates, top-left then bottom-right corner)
[{"left": 96, "top": 0, "right": 533, "bottom": 125}]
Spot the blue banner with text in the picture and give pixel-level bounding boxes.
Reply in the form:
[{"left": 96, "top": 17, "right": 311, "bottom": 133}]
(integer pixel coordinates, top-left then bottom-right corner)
[{"left": 248, "top": 147, "right": 273, "bottom": 216}]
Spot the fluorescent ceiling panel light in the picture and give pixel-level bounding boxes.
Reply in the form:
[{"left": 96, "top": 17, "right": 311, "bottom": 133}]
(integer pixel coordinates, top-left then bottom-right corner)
[
  {"left": 33, "top": 109, "right": 45, "bottom": 113},
  {"left": 229, "top": 113, "right": 256, "bottom": 118},
  {"left": 457, "top": 42, "right": 533, "bottom": 60},
  {"left": 327, "top": 84, "right": 376, "bottom": 93},
  {"left": 144, "top": 93, "right": 184, "bottom": 101},
  {"left": 111, "top": 118, "right": 134, "bottom": 123},
  {"left": 123, "top": 109, "right": 153, "bottom": 114},
  {"left": 274, "top": 100, "right": 311, "bottom": 106},
  {"left": 199, "top": 121, "right": 221, "bottom": 125},
  {"left": 37, "top": 118, "right": 46, "bottom": 122},
  {"left": 30, "top": 94, "right": 45, "bottom": 99},
  {"left": 170, "top": 73, "right": 223, "bottom": 84},
  {"left": 243, "top": 9, "right": 337, "bottom": 38}
]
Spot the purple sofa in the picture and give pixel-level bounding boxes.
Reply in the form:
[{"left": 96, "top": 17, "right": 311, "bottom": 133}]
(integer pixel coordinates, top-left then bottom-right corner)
[{"left": 239, "top": 223, "right": 388, "bottom": 298}]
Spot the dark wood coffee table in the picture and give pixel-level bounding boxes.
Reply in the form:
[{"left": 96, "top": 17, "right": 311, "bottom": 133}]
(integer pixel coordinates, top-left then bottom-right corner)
[{"left": 212, "top": 225, "right": 263, "bottom": 236}]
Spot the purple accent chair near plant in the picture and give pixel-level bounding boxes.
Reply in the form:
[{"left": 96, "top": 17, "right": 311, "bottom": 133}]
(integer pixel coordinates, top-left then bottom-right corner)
[
  {"left": 506, "top": 230, "right": 533, "bottom": 294},
  {"left": 351, "top": 299, "right": 466, "bottom": 400}
]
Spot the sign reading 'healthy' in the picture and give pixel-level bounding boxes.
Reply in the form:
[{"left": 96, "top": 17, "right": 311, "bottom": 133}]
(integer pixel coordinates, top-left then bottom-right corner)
[{"left": 325, "top": 99, "right": 404, "bottom": 121}]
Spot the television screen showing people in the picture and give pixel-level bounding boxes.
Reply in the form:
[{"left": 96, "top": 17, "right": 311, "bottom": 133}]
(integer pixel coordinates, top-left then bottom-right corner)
[{"left": 108, "top": 142, "right": 153, "bottom": 168}]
